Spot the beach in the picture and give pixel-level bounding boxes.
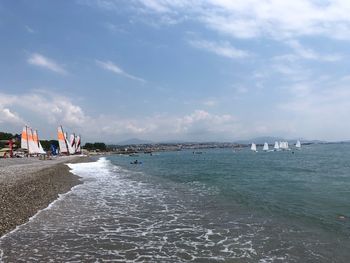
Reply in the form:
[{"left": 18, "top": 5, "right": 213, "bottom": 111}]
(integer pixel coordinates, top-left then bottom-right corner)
[{"left": 0, "top": 155, "right": 90, "bottom": 237}]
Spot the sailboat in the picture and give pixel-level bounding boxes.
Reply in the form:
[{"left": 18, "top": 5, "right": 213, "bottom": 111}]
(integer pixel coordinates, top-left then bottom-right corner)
[
  {"left": 279, "top": 141, "right": 283, "bottom": 149},
  {"left": 279, "top": 141, "right": 290, "bottom": 151},
  {"left": 66, "top": 133, "right": 76, "bottom": 155},
  {"left": 33, "top": 130, "right": 46, "bottom": 154},
  {"left": 274, "top": 141, "right": 280, "bottom": 151},
  {"left": 263, "top": 142, "right": 269, "bottom": 151},
  {"left": 21, "top": 126, "right": 29, "bottom": 153},
  {"left": 70, "top": 134, "right": 76, "bottom": 152},
  {"left": 75, "top": 135, "right": 81, "bottom": 153},
  {"left": 57, "top": 126, "right": 69, "bottom": 154},
  {"left": 251, "top": 143, "right": 257, "bottom": 152},
  {"left": 21, "top": 126, "right": 39, "bottom": 155},
  {"left": 296, "top": 140, "right": 301, "bottom": 149}
]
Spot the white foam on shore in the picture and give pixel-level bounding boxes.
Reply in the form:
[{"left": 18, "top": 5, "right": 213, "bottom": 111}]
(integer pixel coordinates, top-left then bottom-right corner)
[
  {"left": 1, "top": 156, "right": 277, "bottom": 262},
  {"left": 0, "top": 158, "right": 103, "bottom": 241}
]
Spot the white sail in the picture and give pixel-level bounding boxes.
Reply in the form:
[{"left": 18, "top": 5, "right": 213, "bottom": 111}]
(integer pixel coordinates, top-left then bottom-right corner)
[
  {"left": 38, "top": 142, "right": 46, "bottom": 154},
  {"left": 279, "top": 141, "right": 289, "bottom": 150},
  {"left": 34, "top": 130, "right": 46, "bottom": 154},
  {"left": 66, "top": 133, "right": 76, "bottom": 155},
  {"left": 296, "top": 140, "right": 301, "bottom": 148},
  {"left": 70, "top": 134, "right": 76, "bottom": 151},
  {"left": 251, "top": 143, "right": 257, "bottom": 152},
  {"left": 76, "top": 135, "right": 81, "bottom": 153},
  {"left": 58, "top": 126, "right": 68, "bottom": 154},
  {"left": 28, "top": 128, "right": 38, "bottom": 154},
  {"left": 31, "top": 129, "right": 39, "bottom": 154},
  {"left": 279, "top": 142, "right": 284, "bottom": 149},
  {"left": 274, "top": 141, "right": 279, "bottom": 150},
  {"left": 21, "top": 126, "right": 29, "bottom": 150},
  {"left": 263, "top": 142, "right": 269, "bottom": 151}
]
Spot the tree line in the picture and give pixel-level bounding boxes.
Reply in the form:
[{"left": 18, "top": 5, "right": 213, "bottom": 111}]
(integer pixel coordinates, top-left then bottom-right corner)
[
  {"left": 83, "top": 142, "right": 107, "bottom": 151},
  {"left": 1, "top": 131, "right": 107, "bottom": 151}
]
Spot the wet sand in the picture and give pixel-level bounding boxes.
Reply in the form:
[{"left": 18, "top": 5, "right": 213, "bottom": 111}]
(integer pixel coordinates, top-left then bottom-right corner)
[{"left": 0, "top": 156, "right": 90, "bottom": 237}]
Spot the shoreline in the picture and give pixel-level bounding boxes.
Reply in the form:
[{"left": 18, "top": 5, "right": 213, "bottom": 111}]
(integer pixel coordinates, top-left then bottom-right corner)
[{"left": 0, "top": 155, "right": 91, "bottom": 237}]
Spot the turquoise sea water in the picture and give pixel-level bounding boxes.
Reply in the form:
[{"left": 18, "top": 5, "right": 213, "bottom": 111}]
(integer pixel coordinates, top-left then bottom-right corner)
[{"left": 1, "top": 144, "right": 350, "bottom": 262}]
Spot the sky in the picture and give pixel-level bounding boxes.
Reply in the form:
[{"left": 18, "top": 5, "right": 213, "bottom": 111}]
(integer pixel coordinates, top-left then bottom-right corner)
[{"left": 0, "top": 0, "right": 350, "bottom": 143}]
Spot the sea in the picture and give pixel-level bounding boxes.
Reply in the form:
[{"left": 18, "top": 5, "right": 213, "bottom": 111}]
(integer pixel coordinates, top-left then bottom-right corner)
[{"left": 1, "top": 144, "right": 350, "bottom": 262}]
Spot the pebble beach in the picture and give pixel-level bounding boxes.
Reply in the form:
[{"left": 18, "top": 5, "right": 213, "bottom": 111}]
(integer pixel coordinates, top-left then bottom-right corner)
[{"left": 0, "top": 156, "right": 90, "bottom": 237}]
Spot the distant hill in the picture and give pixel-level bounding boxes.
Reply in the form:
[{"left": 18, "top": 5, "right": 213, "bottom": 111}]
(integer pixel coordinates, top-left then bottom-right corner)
[
  {"left": 116, "top": 138, "right": 153, "bottom": 145},
  {"left": 235, "top": 136, "right": 286, "bottom": 144}
]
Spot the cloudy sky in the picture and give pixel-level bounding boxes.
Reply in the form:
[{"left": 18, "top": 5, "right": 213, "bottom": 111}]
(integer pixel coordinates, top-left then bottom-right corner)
[{"left": 1, "top": 0, "right": 350, "bottom": 142}]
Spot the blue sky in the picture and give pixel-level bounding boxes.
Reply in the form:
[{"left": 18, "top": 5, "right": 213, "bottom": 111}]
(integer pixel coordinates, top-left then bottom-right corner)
[{"left": 1, "top": 0, "right": 350, "bottom": 142}]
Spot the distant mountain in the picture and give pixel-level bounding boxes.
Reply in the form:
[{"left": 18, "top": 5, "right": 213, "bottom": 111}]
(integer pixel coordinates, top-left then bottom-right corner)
[
  {"left": 159, "top": 140, "right": 189, "bottom": 144},
  {"left": 235, "top": 136, "right": 286, "bottom": 144},
  {"left": 116, "top": 138, "right": 153, "bottom": 145}
]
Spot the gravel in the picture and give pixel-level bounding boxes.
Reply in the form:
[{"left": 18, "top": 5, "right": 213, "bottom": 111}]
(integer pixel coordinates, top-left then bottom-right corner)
[{"left": 0, "top": 155, "right": 90, "bottom": 237}]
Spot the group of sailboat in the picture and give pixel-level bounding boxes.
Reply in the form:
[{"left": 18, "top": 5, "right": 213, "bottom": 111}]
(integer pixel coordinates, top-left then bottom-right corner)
[
  {"left": 19, "top": 125, "right": 82, "bottom": 156},
  {"left": 21, "top": 126, "right": 46, "bottom": 155},
  {"left": 251, "top": 140, "right": 302, "bottom": 152},
  {"left": 57, "top": 126, "right": 81, "bottom": 155}
]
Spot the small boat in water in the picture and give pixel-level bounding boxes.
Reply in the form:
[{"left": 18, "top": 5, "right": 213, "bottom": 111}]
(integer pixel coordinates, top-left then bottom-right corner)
[
  {"left": 251, "top": 143, "right": 257, "bottom": 152},
  {"left": 296, "top": 140, "right": 301, "bottom": 149},
  {"left": 263, "top": 142, "right": 269, "bottom": 151},
  {"left": 130, "top": 160, "right": 142, "bottom": 165},
  {"left": 279, "top": 141, "right": 290, "bottom": 151}
]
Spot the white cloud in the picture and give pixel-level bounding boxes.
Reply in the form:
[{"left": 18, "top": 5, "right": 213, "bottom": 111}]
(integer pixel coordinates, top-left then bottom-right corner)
[
  {"left": 284, "top": 40, "right": 342, "bottom": 62},
  {"left": 89, "top": 109, "right": 241, "bottom": 142},
  {"left": 27, "top": 53, "right": 67, "bottom": 75},
  {"left": 188, "top": 39, "right": 250, "bottom": 59},
  {"left": 0, "top": 91, "right": 87, "bottom": 132},
  {"left": 279, "top": 76, "right": 350, "bottom": 140},
  {"left": 235, "top": 86, "right": 249, "bottom": 94},
  {"left": 133, "top": 0, "right": 350, "bottom": 40},
  {"left": 139, "top": 0, "right": 170, "bottom": 12},
  {"left": 96, "top": 60, "right": 146, "bottom": 82},
  {"left": 202, "top": 99, "right": 217, "bottom": 107},
  {"left": 25, "top": 25, "right": 35, "bottom": 33},
  {"left": 0, "top": 90, "right": 243, "bottom": 141},
  {"left": 2, "top": 83, "right": 350, "bottom": 141},
  {"left": 175, "top": 110, "right": 238, "bottom": 137},
  {"left": 0, "top": 108, "right": 23, "bottom": 124}
]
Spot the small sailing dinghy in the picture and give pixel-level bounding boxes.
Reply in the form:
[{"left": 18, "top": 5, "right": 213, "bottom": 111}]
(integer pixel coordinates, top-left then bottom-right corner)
[
  {"left": 279, "top": 141, "right": 290, "bottom": 151},
  {"left": 263, "top": 142, "right": 269, "bottom": 151},
  {"left": 274, "top": 141, "right": 280, "bottom": 151},
  {"left": 296, "top": 140, "right": 301, "bottom": 149},
  {"left": 251, "top": 143, "right": 257, "bottom": 152}
]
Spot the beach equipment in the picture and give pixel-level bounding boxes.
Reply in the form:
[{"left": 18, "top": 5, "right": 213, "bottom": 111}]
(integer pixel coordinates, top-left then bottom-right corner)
[{"left": 50, "top": 144, "right": 58, "bottom": 155}]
